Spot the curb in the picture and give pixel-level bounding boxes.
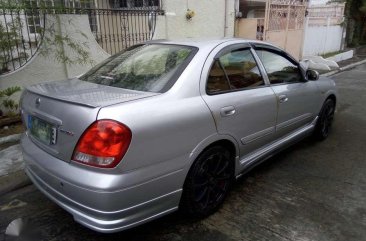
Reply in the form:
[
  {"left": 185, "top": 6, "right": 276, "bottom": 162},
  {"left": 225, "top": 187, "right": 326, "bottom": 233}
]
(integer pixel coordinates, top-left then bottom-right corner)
[
  {"left": 0, "top": 133, "right": 21, "bottom": 145},
  {"left": 0, "top": 170, "right": 31, "bottom": 196},
  {"left": 0, "top": 134, "right": 22, "bottom": 145},
  {"left": 321, "top": 59, "right": 366, "bottom": 77}
]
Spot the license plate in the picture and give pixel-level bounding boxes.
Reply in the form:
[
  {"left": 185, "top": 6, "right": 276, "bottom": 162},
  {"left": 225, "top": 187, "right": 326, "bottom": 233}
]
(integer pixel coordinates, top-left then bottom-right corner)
[{"left": 28, "top": 115, "right": 57, "bottom": 145}]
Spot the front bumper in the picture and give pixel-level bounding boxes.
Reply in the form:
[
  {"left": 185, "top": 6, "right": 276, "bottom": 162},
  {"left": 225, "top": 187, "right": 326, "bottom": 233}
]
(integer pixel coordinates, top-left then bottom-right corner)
[{"left": 21, "top": 134, "right": 184, "bottom": 233}]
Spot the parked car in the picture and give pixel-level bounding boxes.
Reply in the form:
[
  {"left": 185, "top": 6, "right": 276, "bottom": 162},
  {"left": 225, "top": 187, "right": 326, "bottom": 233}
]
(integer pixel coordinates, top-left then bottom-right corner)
[{"left": 20, "top": 39, "right": 337, "bottom": 233}]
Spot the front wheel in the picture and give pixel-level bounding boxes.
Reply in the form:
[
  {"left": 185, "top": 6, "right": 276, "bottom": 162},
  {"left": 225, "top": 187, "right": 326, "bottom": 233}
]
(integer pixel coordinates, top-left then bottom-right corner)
[
  {"left": 314, "top": 98, "right": 335, "bottom": 141},
  {"left": 180, "top": 146, "right": 234, "bottom": 218}
]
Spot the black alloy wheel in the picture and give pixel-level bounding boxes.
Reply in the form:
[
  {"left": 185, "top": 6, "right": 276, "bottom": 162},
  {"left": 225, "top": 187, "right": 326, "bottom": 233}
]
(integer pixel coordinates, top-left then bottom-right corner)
[
  {"left": 180, "top": 146, "right": 234, "bottom": 218},
  {"left": 315, "top": 98, "right": 335, "bottom": 140}
]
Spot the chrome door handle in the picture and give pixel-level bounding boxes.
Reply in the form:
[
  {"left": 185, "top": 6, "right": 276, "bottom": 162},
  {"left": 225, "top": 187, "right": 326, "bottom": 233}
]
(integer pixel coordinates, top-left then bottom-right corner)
[
  {"left": 220, "top": 106, "right": 236, "bottom": 117},
  {"left": 278, "top": 95, "right": 288, "bottom": 103}
]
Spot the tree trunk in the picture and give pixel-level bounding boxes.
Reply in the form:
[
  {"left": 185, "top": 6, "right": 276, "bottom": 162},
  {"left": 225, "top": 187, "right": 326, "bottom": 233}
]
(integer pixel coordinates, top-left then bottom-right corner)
[
  {"left": 345, "top": 0, "right": 354, "bottom": 46},
  {"left": 361, "top": 15, "right": 366, "bottom": 42}
]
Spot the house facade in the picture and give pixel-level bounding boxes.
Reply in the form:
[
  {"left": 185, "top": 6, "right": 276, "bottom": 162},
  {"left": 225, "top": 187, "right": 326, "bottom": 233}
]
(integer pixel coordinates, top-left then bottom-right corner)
[
  {"left": 235, "top": 0, "right": 346, "bottom": 59},
  {"left": 303, "top": 2, "right": 345, "bottom": 56},
  {"left": 1, "top": 0, "right": 346, "bottom": 97},
  {"left": 236, "top": 0, "right": 309, "bottom": 60}
]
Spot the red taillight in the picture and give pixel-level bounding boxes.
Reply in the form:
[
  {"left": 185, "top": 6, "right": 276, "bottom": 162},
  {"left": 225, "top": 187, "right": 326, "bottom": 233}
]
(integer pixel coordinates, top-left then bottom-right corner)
[{"left": 72, "top": 120, "right": 132, "bottom": 168}]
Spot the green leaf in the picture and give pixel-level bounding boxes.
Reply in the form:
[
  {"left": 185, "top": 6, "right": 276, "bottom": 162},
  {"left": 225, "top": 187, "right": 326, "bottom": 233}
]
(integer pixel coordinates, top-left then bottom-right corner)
[{"left": 2, "top": 86, "right": 21, "bottom": 97}]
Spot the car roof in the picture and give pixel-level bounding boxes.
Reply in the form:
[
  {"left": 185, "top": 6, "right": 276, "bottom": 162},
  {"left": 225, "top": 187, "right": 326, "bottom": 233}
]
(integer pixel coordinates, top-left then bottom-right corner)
[{"left": 145, "top": 38, "right": 277, "bottom": 49}]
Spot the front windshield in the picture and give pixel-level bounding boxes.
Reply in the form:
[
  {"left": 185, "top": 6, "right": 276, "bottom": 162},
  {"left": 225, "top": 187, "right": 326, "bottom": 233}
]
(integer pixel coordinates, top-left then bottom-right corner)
[{"left": 80, "top": 44, "right": 197, "bottom": 93}]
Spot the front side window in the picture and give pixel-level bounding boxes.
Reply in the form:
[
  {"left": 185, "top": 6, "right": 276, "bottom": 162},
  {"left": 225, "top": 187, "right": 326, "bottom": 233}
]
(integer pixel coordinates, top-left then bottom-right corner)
[
  {"left": 207, "top": 61, "right": 231, "bottom": 94},
  {"left": 80, "top": 44, "right": 196, "bottom": 93},
  {"left": 207, "top": 48, "right": 264, "bottom": 94},
  {"left": 256, "top": 50, "right": 302, "bottom": 84}
]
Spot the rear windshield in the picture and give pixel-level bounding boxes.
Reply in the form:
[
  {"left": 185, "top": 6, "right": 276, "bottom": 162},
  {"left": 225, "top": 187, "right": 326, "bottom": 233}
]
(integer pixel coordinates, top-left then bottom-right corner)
[{"left": 80, "top": 44, "right": 197, "bottom": 93}]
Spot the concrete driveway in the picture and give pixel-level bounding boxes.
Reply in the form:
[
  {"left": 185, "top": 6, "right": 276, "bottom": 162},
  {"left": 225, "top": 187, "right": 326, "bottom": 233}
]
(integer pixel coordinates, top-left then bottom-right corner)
[{"left": 1, "top": 64, "right": 366, "bottom": 241}]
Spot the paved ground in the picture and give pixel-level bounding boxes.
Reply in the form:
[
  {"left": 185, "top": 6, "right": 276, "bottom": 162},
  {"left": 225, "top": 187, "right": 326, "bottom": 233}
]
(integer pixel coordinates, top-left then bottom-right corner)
[
  {"left": 0, "top": 144, "right": 23, "bottom": 176},
  {"left": 1, "top": 64, "right": 366, "bottom": 241}
]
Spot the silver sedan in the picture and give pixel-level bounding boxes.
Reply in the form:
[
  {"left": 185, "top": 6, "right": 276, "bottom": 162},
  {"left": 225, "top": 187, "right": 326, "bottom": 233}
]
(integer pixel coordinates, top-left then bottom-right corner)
[{"left": 20, "top": 39, "right": 337, "bottom": 233}]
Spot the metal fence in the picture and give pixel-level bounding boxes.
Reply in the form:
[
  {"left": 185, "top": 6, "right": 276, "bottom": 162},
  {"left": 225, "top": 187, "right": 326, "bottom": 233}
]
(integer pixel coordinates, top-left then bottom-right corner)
[
  {"left": 307, "top": 3, "right": 345, "bottom": 27},
  {"left": 267, "top": 0, "right": 307, "bottom": 31},
  {"left": 82, "top": 0, "right": 163, "bottom": 55},
  {"left": 0, "top": 7, "right": 45, "bottom": 75},
  {"left": 88, "top": 8, "right": 162, "bottom": 55},
  {"left": 0, "top": 0, "right": 163, "bottom": 75}
]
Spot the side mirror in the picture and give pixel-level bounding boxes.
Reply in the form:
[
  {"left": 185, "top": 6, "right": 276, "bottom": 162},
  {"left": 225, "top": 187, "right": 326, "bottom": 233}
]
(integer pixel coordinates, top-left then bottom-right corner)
[{"left": 306, "top": 69, "right": 319, "bottom": 81}]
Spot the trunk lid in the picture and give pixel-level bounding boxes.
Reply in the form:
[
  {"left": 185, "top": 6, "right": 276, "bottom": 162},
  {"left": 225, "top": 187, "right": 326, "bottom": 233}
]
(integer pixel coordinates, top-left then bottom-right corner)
[
  {"left": 26, "top": 78, "right": 158, "bottom": 107},
  {"left": 21, "top": 78, "right": 157, "bottom": 162}
]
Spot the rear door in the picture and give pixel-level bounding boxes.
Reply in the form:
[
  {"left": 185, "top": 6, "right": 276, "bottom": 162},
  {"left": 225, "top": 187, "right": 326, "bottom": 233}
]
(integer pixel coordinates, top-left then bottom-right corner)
[
  {"left": 200, "top": 42, "right": 278, "bottom": 159},
  {"left": 253, "top": 45, "right": 320, "bottom": 137}
]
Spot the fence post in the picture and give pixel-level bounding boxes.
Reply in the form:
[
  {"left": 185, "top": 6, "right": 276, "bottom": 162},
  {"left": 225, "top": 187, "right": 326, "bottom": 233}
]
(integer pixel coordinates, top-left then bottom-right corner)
[
  {"left": 340, "top": 16, "right": 346, "bottom": 51},
  {"left": 300, "top": 16, "right": 309, "bottom": 59},
  {"left": 263, "top": 0, "right": 270, "bottom": 41},
  {"left": 283, "top": 5, "right": 291, "bottom": 51}
]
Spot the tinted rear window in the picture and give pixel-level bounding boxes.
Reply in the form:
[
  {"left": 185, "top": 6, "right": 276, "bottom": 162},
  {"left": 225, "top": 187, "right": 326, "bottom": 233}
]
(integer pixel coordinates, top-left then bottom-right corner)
[{"left": 80, "top": 44, "right": 197, "bottom": 93}]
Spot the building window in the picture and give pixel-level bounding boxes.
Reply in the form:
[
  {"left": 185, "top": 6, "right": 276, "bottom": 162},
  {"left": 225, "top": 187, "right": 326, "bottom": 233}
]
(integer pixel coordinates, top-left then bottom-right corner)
[
  {"left": 134, "top": 0, "right": 143, "bottom": 7},
  {"left": 113, "top": 0, "right": 160, "bottom": 9},
  {"left": 147, "top": 0, "right": 159, "bottom": 7},
  {"left": 24, "top": 0, "right": 41, "bottom": 34},
  {"left": 27, "top": 15, "right": 41, "bottom": 34},
  {"left": 117, "top": 0, "right": 128, "bottom": 8}
]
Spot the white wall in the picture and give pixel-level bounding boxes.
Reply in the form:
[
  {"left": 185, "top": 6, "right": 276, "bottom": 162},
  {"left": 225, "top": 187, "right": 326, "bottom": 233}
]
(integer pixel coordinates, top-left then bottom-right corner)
[
  {"left": 303, "top": 20, "right": 344, "bottom": 56},
  {"left": 0, "top": 14, "right": 109, "bottom": 98},
  {"left": 154, "top": 0, "right": 236, "bottom": 40}
]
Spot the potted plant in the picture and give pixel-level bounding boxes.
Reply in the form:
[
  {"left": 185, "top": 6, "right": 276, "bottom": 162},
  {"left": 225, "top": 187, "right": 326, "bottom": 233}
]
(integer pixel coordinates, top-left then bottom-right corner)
[{"left": 186, "top": 9, "right": 195, "bottom": 20}]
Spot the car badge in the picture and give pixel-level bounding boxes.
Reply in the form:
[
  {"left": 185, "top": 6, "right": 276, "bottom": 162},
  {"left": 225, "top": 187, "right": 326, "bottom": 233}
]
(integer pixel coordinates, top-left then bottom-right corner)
[{"left": 59, "top": 128, "right": 75, "bottom": 136}]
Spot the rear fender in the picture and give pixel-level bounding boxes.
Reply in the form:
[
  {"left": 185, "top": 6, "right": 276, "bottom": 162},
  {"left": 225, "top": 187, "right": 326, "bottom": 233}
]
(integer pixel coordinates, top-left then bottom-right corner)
[{"left": 188, "top": 133, "right": 240, "bottom": 175}]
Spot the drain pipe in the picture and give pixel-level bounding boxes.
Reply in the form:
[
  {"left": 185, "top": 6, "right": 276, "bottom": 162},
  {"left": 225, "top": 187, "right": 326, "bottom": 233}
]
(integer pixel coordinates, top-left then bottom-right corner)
[{"left": 224, "top": 0, "right": 227, "bottom": 37}]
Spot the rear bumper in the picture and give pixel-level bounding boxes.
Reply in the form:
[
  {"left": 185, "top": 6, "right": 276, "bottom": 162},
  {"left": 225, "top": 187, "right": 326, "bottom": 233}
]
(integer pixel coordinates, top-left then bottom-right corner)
[{"left": 21, "top": 134, "right": 184, "bottom": 233}]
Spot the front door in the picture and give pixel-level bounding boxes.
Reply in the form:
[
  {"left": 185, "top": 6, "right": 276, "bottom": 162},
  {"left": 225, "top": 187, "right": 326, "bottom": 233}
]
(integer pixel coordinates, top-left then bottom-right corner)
[
  {"left": 200, "top": 43, "right": 278, "bottom": 160},
  {"left": 254, "top": 47, "right": 320, "bottom": 137}
]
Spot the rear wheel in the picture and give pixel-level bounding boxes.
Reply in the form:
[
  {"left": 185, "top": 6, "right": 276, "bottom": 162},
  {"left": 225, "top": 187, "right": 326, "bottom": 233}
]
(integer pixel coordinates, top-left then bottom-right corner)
[
  {"left": 314, "top": 98, "right": 335, "bottom": 141},
  {"left": 180, "top": 146, "right": 234, "bottom": 218}
]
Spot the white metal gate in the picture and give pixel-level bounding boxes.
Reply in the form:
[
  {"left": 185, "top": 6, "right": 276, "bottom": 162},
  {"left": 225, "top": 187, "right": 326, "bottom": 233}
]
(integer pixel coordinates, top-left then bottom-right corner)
[{"left": 264, "top": 0, "right": 308, "bottom": 59}]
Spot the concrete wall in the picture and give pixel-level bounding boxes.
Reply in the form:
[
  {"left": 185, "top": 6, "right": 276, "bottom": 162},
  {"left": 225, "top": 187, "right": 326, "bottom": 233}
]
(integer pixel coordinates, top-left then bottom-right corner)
[
  {"left": 265, "top": 29, "right": 304, "bottom": 60},
  {"left": 236, "top": 18, "right": 258, "bottom": 40},
  {"left": 154, "top": 0, "right": 236, "bottom": 40},
  {"left": 0, "top": 14, "right": 109, "bottom": 97},
  {"left": 303, "top": 19, "right": 344, "bottom": 56}
]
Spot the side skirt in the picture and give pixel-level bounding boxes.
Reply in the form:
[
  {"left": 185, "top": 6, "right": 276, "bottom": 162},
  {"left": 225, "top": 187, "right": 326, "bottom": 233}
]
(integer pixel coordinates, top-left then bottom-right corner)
[{"left": 235, "top": 116, "right": 318, "bottom": 178}]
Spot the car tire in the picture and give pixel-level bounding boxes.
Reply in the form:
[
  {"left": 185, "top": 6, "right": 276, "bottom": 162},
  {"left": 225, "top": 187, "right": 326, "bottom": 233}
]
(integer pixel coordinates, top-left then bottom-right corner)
[
  {"left": 180, "top": 145, "right": 234, "bottom": 218},
  {"left": 314, "top": 98, "right": 335, "bottom": 141}
]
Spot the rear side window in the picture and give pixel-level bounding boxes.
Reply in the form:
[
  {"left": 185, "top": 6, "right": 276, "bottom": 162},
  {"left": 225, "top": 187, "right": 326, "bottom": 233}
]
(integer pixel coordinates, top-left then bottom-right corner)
[
  {"left": 207, "top": 48, "right": 264, "bottom": 94},
  {"left": 80, "top": 44, "right": 196, "bottom": 93},
  {"left": 255, "top": 50, "right": 302, "bottom": 84},
  {"left": 206, "top": 61, "right": 231, "bottom": 94}
]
